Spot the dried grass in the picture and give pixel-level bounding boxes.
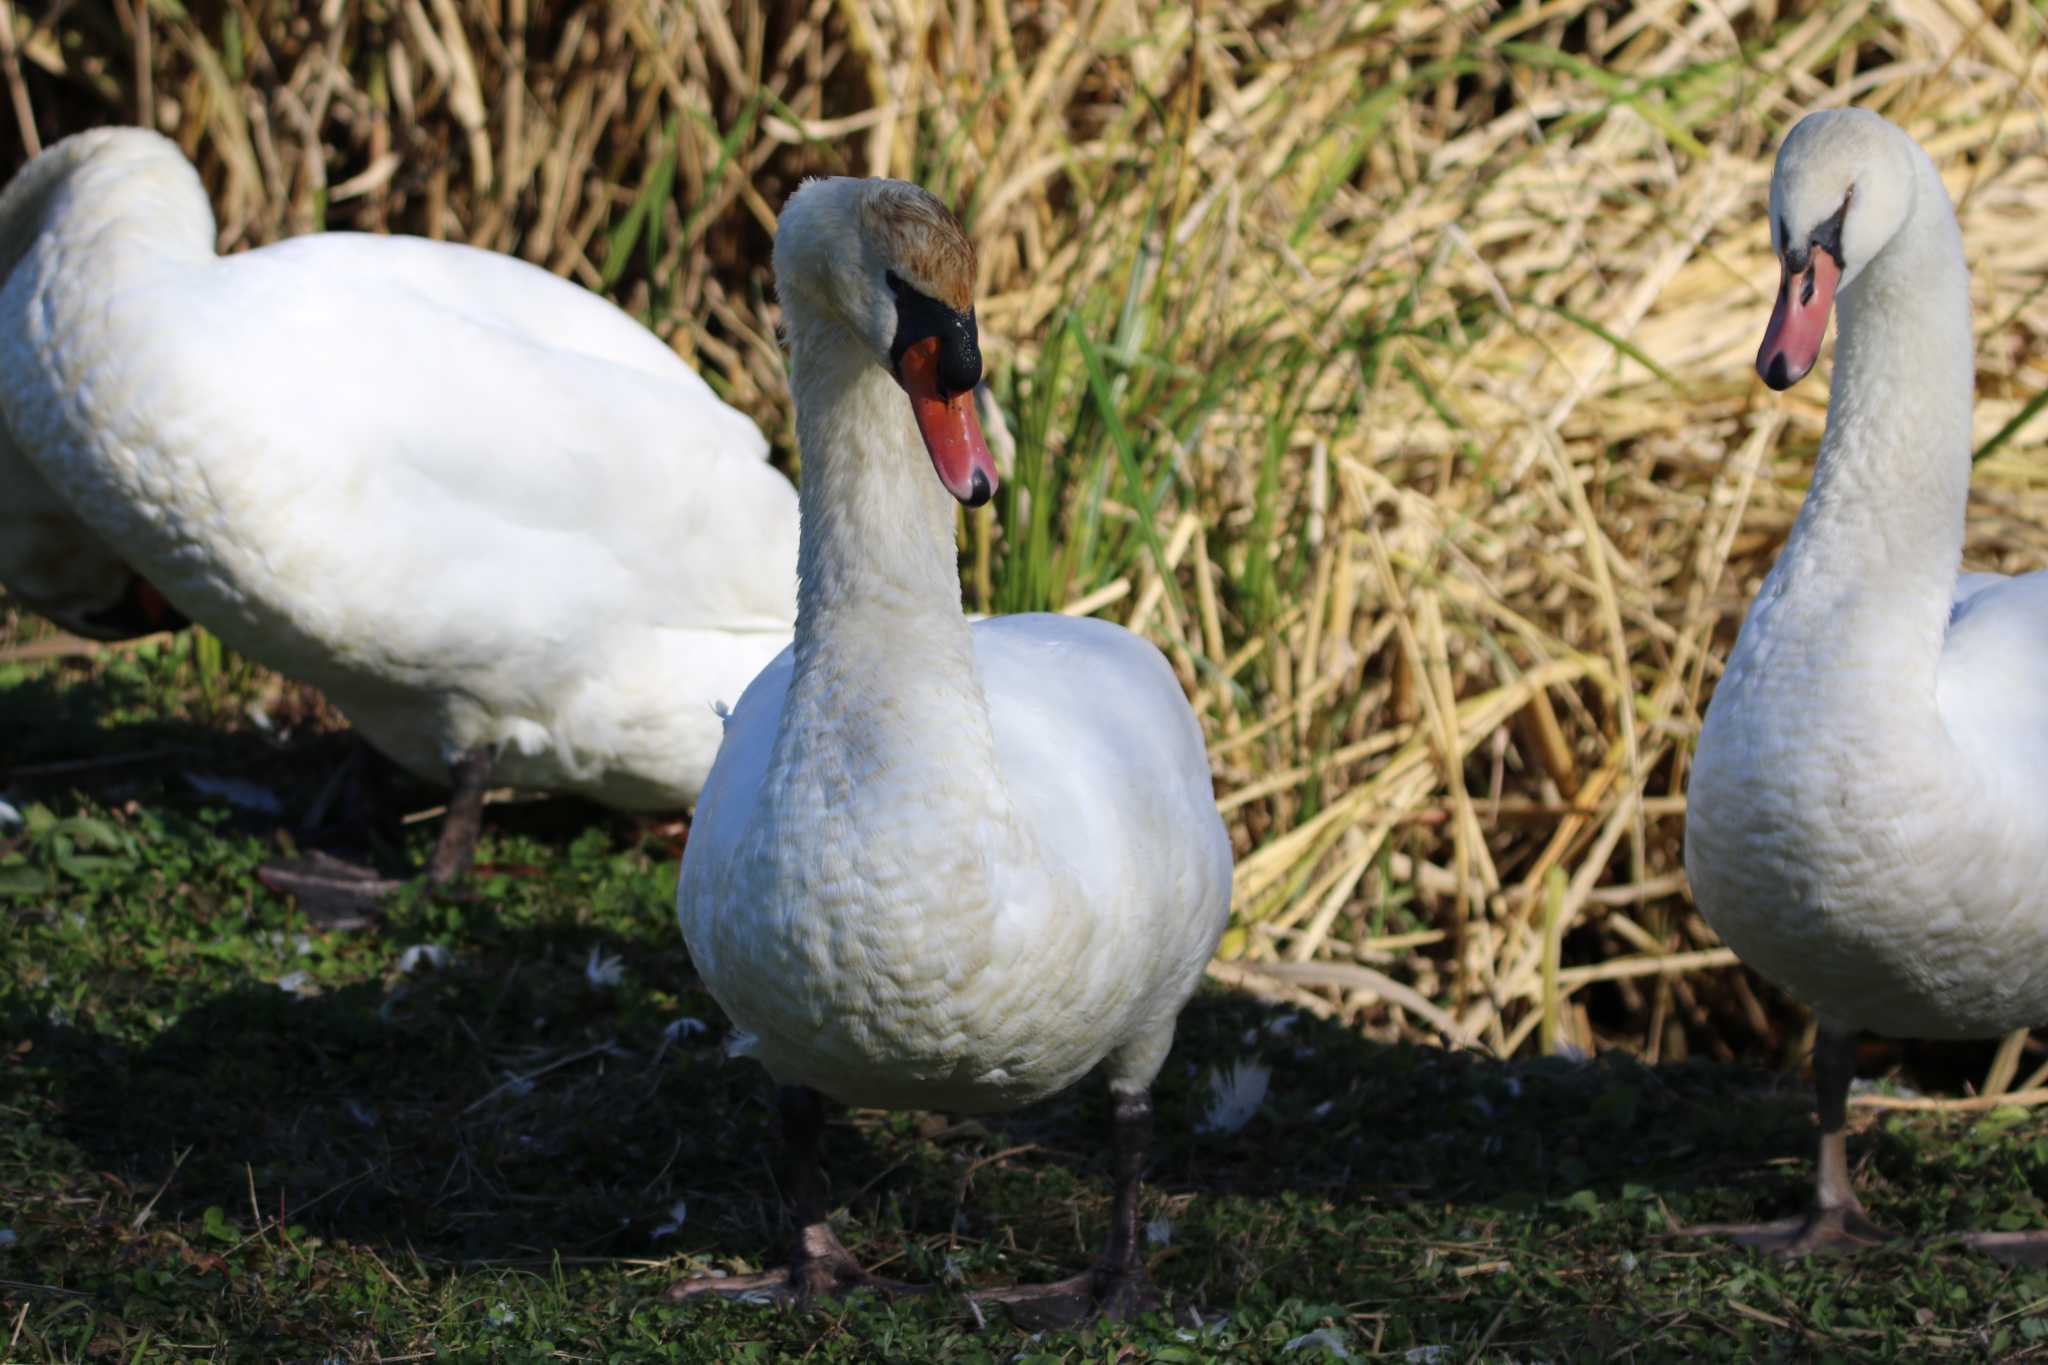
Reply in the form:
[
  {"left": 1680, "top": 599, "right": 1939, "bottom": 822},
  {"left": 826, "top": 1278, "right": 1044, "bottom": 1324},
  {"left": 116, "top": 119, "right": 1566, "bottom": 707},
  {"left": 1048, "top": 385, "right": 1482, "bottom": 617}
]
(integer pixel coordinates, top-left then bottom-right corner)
[{"left": 4, "top": 0, "right": 2047, "bottom": 1074}]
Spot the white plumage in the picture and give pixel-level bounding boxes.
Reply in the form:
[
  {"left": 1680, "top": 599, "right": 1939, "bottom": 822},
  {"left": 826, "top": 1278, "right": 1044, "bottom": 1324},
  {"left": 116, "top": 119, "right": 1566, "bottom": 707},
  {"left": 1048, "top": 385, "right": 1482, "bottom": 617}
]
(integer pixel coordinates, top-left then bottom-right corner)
[
  {"left": 674, "top": 176, "right": 1231, "bottom": 1314},
  {"left": 685, "top": 614, "right": 1230, "bottom": 1114},
  {"left": 1686, "top": 108, "right": 2048, "bottom": 1256},
  {"left": 0, "top": 418, "right": 179, "bottom": 639},
  {"left": 0, "top": 127, "right": 796, "bottom": 815}
]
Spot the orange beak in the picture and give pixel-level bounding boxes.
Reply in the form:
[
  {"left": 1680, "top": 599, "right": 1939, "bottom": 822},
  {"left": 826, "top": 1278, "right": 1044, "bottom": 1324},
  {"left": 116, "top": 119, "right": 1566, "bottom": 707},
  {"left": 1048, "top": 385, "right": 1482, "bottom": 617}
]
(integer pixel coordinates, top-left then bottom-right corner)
[
  {"left": 1757, "top": 249, "right": 1841, "bottom": 391},
  {"left": 895, "top": 336, "right": 998, "bottom": 507}
]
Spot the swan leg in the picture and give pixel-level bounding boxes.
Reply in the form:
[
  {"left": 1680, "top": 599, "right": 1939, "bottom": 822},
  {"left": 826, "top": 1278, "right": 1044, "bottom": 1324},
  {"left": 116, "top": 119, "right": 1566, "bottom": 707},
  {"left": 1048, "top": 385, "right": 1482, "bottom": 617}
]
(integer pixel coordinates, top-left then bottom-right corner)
[
  {"left": 424, "top": 747, "right": 492, "bottom": 885},
  {"left": 1684, "top": 1026, "right": 1893, "bottom": 1254},
  {"left": 669, "top": 1086, "right": 927, "bottom": 1307},
  {"left": 967, "top": 1083, "right": 1160, "bottom": 1329}
]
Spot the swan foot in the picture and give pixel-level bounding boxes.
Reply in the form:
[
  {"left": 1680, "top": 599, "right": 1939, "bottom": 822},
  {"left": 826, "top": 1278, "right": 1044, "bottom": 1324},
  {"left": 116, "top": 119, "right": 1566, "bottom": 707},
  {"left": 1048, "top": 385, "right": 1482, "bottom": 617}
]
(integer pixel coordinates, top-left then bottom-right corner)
[
  {"left": 1683, "top": 1206, "right": 1894, "bottom": 1257},
  {"left": 1681, "top": 1027, "right": 1892, "bottom": 1258},
  {"left": 258, "top": 747, "right": 494, "bottom": 927},
  {"left": 669, "top": 1086, "right": 928, "bottom": 1309},
  {"left": 970, "top": 1082, "right": 1162, "bottom": 1328},
  {"left": 666, "top": 1222, "right": 927, "bottom": 1307},
  {"left": 1959, "top": 1230, "right": 2048, "bottom": 1265},
  {"left": 256, "top": 851, "right": 404, "bottom": 930},
  {"left": 966, "top": 1264, "right": 1158, "bottom": 1330}
]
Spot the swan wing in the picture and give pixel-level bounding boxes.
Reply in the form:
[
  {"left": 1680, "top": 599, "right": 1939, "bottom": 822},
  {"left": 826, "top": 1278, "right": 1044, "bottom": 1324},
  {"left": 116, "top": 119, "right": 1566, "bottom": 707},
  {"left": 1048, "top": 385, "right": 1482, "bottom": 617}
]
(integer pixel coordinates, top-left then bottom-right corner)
[
  {"left": 674, "top": 644, "right": 794, "bottom": 988},
  {"left": 81, "top": 236, "right": 799, "bottom": 661},
  {"left": 1939, "top": 570, "right": 2048, "bottom": 781},
  {"left": 1953, "top": 571, "right": 2007, "bottom": 611},
  {"left": 975, "top": 614, "right": 1234, "bottom": 973}
]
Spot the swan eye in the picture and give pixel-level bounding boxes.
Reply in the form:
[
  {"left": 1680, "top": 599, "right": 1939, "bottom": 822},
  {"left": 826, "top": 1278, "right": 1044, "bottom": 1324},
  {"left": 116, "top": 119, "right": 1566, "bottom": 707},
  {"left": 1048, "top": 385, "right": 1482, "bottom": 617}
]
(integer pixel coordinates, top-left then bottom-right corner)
[
  {"left": 1779, "top": 194, "right": 1852, "bottom": 275},
  {"left": 1809, "top": 193, "right": 1850, "bottom": 264},
  {"left": 886, "top": 270, "right": 981, "bottom": 397}
]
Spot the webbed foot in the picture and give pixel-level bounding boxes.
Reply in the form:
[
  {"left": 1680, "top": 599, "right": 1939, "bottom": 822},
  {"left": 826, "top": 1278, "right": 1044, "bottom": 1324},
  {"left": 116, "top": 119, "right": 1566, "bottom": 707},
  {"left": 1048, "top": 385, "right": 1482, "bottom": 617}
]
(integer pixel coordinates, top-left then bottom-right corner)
[
  {"left": 256, "top": 851, "right": 403, "bottom": 929},
  {"left": 668, "top": 1223, "right": 927, "bottom": 1306},
  {"left": 1683, "top": 1205, "right": 1893, "bottom": 1256},
  {"left": 968, "top": 1263, "right": 1158, "bottom": 1329}
]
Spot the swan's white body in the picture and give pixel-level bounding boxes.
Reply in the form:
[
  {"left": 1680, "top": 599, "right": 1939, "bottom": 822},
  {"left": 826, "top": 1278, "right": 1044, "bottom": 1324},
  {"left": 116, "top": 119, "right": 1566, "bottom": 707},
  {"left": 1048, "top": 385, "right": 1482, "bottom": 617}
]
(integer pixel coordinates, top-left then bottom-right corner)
[
  {"left": 0, "top": 418, "right": 163, "bottom": 638},
  {"left": 685, "top": 614, "right": 1231, "bottom": 1112},
  {"left": 678, "top": 178, "right": 1231, "bottom": 1118},
  {"left": 1687, "top": 110, "right": 2048, "bottom": 1040},
  {"left": 0, "top": 127, "right": 797, "bottom": 807}
]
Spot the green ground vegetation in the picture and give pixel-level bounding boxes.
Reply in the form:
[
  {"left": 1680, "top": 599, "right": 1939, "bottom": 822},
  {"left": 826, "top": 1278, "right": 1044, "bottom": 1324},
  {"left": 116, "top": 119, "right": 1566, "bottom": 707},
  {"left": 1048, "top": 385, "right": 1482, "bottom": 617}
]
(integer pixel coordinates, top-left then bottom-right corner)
[{"left": 5, "top": 650, "right": 2048, "bottom": 1360}]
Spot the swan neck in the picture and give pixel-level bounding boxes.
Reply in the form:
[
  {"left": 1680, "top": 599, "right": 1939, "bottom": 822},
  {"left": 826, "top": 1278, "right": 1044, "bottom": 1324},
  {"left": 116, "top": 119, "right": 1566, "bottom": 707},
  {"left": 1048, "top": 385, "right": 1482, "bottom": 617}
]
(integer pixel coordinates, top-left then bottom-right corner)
[
  {"left": 1752, "top": 150, "right": 1974, "bottom": 700},
  {"left": 788, "top": 313, "right": 971, "bottom": 635},
  {"left": 777, "top": 305, "right": 1002, "bottom": 795},
  {"left": 0, "top": 131, "right": 214, "bottom": 289},
  {"left": 1802, "top": 153, "right": 1974, "bottom": 573}
]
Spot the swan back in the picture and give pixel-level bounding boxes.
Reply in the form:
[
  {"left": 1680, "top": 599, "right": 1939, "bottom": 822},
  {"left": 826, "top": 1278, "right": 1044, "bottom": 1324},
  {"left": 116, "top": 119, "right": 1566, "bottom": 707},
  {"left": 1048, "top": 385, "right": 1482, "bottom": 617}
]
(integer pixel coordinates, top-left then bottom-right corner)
[{"left": 0, "top": 128, "right": 797, "bottom": 807}]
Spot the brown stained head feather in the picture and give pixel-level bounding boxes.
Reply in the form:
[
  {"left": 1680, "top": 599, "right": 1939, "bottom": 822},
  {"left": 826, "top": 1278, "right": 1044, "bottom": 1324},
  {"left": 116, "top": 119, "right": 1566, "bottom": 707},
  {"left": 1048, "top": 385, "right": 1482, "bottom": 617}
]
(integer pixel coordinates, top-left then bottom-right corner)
[{"left": 859, "top": 181, "right": 976, "bottom": 313}]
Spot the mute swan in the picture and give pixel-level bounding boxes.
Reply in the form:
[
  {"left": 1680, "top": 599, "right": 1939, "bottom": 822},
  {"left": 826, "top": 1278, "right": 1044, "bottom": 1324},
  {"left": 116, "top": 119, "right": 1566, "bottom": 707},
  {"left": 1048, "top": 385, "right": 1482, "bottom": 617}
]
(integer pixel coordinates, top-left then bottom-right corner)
[
  {"left": 1686, "top": 108, "right": 2048, "bottom": 1259},
  {"left": 0, "top": 127, "right": 798, "bottom": 911},
  {"left": 672, "top": 177, "right": 1233, "bottom": 1321}
]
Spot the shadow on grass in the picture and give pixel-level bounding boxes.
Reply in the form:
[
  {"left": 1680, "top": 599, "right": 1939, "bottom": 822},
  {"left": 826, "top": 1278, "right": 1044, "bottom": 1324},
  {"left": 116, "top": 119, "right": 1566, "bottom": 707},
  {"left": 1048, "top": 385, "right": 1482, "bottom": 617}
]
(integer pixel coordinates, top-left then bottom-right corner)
[
  {"left": 1, "top": 660, "right": 360, "bottom": 826},
  {"left": 12, "top": 933, "right": 756, "bottom": 1267},
  {"left": 0, "top": 665, "right": 246, "bottom": 773},
  {"left": 1, "top": 663, "right": 648, "bottom": 880},
  {"left": 0, "top": 665, "right": 1900, "bottom": 1293},
  {"left": 10, "top": 944, "right": 1850, "bottom": 1285}
]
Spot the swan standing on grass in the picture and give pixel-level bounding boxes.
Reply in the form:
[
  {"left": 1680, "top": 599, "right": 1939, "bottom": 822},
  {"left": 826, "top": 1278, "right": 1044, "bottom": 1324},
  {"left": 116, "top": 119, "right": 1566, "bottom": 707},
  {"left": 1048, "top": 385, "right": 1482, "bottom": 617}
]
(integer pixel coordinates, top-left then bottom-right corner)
[
  {"left": 1686, "top": 108, "right": 2048, "bottom": 1259},
  {"left": 673, "top": 177, "right": 1233, "bottom": 1322},
  {"left": 0, "top": 127, "right": 799, "bottom": 917}
]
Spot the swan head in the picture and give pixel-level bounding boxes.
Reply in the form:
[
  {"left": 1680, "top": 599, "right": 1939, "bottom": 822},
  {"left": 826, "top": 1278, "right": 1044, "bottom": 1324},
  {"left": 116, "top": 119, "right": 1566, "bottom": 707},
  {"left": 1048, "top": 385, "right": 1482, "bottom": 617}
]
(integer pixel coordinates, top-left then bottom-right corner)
[
  {"left": 773, "top": 177, "right": 998, "bottom": 507},
  {"left": 1758, "top": 108, "right": 1921, "bottom": 390}
]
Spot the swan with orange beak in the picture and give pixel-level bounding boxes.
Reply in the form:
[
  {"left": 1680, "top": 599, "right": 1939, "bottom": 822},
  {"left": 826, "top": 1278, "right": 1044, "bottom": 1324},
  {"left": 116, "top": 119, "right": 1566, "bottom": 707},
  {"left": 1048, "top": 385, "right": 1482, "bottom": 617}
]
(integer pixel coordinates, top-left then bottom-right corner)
[
  {"left": 674, "top": 177, "right": 1231, "bottom": 1321},
  {"left": 1688, "top": 108, "right": 2048, "bottom": 1261}
]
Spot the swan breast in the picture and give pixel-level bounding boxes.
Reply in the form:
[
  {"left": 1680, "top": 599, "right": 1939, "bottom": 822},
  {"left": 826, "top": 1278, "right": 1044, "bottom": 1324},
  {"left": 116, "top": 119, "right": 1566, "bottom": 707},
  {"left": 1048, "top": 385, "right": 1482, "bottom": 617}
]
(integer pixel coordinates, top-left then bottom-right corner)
[{"left": 680, "top": 616, "right": 1230, "bottom": 1114}]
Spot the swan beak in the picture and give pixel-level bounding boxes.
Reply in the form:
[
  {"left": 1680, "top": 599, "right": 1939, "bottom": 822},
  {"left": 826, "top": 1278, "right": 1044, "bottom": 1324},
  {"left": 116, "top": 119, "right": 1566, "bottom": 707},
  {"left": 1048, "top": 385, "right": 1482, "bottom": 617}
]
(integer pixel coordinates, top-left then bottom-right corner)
[
  {"left": 1757, "top": 248, "right": 1841, "bottom": 391},
  {"left": 896, "top": 336, "right": 999, "bottom": 508}
]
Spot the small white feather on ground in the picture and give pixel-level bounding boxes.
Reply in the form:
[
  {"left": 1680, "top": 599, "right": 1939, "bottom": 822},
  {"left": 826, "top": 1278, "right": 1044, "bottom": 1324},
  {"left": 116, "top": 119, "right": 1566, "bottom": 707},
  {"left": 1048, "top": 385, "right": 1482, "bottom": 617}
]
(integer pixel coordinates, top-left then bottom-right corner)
[{"left": 1195, "top": 1059, "right": 1271, "bottom": 1135}]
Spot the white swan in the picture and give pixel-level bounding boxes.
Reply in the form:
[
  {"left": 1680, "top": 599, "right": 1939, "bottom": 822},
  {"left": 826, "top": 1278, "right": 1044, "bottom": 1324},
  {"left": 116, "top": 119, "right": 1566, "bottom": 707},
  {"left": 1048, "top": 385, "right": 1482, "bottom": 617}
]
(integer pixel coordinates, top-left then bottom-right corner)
[
  {"left": 0, "top": 127, "right": 799, "bottom": 907},
  {"left": 1686, "top": 108, "right": 2048, "bottom": 1259},
  {"left": 673, "top": 177, "right": 1233, "bottom": 1320}
]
